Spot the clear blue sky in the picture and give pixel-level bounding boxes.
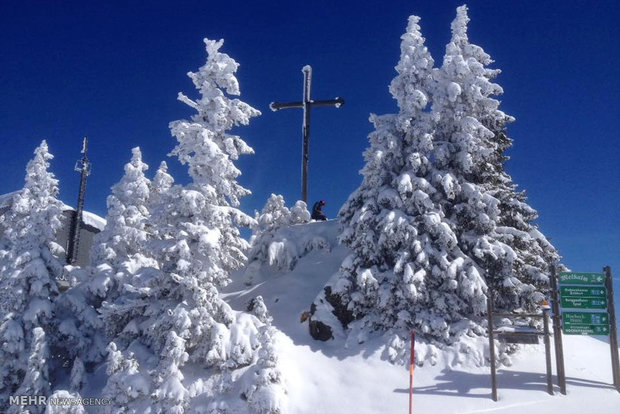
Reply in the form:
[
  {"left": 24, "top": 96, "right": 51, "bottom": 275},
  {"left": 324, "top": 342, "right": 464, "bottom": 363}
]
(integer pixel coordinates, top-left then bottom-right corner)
[{"left": 1, "top": 0, "right": 618, "bottom": 278}]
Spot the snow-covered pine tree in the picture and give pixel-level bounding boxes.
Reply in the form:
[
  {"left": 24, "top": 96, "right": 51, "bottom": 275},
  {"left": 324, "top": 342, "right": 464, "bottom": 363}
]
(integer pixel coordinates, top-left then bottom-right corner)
[
  {"left": 149, "top": 161, "right": 174, "bottom": 212},
  {"left": 0, "top": 141, "right": 64, "bottom": 406},
  {"left": 53, "top": 147, "right": 153, "bottom": 378},
  {"left": 248, "top": 194, "right": 292, "bottom": 267},
  {"left": 246, "top": 195, "right": 312, "bottom": 276},
  {"left": 90, "top": 146, "right": 151, "bottom": 270},
  {"left": 311, "top": 12, "right": 491, "bottom": 345},
  {"left": 101, "top": 38, "right": 285, "bottom": 413},
  {"left": 431, "top": 5, "right": 558, "bottom": 312},
  {"left": 255, "top": 194, "right": 292, "bottom": 232},
  {"left": 288, "top": 200, "right": 311, "bottom": 225}
]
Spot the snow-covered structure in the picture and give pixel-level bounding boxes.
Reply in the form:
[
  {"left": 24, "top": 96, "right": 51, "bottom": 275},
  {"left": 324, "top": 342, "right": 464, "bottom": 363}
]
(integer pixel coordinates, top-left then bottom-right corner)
[{"left": 0, "top": 193, "right": 105, "bottom": 268}]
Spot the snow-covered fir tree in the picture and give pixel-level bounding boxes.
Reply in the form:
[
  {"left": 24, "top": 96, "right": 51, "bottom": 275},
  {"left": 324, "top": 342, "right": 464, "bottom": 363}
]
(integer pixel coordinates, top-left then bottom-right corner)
[
  {"left": 100, "top": 38, "right": 286, "bottom": 413},
  {"left": 53, "top": 147, "right": 153, "bottom": 378},
  {"left": 90, "top": 146, "right": 151, "bottom": 269},
  {"left": 312, "top": 6, "right": 559, "bottom": 347},
  {"left": 288, "top": 200, "right": 311, "bottom": 226},
  {"left": 245, "top": 195, "right": 312, "bottom": 278},
  {"left": 0, "top": 141, "right": 64, "bottom": 408},
  {"left": 247, "top": 194, "right": 293, "bottom": 269},
  {"left": 431, "top": 5, "right": 559, "bottom": 312},
  {"left": 249, "top": 195, "right": 304, "bottom": 262},
  {"left": 315, "top": 14, "right": 486, "bottom": 343},
  {"left": 149, "top": 161, "right": 174, "bottom": 211},
  {"left": 254, "top": 194, "right": 292, "bottom": 232}
]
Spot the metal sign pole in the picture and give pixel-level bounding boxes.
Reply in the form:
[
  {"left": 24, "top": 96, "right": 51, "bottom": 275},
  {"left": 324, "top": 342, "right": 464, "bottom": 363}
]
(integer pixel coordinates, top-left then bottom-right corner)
[
  {"left": 604, "top": 266, "right": 620, "bottom": 392},
  {"left": 487, "top": 287, "right": 498, "bottom": 401},
  {"left": 543, "top": 305, "right": 554, "bottom": 395},
  {"left": 550, "top": 266, "right": 567, "bottom": 394}
]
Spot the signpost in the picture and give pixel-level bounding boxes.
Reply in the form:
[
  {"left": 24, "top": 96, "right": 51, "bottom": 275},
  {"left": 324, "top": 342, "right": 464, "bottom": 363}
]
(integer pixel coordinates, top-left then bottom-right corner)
[
  {"left": 487, "top": 286, "right": 553, "bottom": 400},
  {"left": 559, "top": 272, "right": 609, "bottom": 335},
  {"left": 558, "top": 268, "right": 620, "bottom": 392}
]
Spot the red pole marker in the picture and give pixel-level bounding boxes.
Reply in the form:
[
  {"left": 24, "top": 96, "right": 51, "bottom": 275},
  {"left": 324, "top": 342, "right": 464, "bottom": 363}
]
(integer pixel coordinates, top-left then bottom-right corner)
[{"left": 409, "top": 330, "right": 415, "bottom": 414}]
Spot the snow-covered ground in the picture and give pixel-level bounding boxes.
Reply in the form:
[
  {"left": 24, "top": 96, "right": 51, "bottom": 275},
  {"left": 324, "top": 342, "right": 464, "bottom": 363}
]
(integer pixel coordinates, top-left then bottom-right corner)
[{"left": 223, "top": 220, "right": 620, "bottom": 414}]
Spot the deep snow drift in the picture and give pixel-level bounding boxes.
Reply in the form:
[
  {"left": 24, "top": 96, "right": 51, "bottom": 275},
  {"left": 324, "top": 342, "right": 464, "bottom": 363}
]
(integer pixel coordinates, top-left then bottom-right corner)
[{"left": 223, "top": 219, "right": 620, "bottom": 414}]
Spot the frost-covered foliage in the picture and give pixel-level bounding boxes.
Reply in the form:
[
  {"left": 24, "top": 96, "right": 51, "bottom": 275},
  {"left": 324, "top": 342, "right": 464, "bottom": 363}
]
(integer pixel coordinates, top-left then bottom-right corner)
[
  {"left": 289, "top": 200, "right": 312, "bottom": 225},
  {"left": 430, "top": 5, "right": 559, "bottom": 311},
  {"left": 254, "top": 194, "right": 293, "bottom": 232},
  {"left": 243, "top": 325, "right": 285, "bottom": 414},
  {"left": 54, "top": 148, "right": 153, "bottom": 379},
  {"left": 247, "top": 195, "right": 313, "bottom": 274},
  {"left": 149, "top": 161, "right": 174, "bottom": 210},
  {"left": 99, "top": 38, "right": 285, "bottom": 413},
  {"left": 90, "top": 147, "right": 151, "bottom": 269},
  {"left": 314, "top": 7, "right": 559, "bottom": 346},
  {"left": 0, "top": 141, "right": 64, "bottom": 406}
]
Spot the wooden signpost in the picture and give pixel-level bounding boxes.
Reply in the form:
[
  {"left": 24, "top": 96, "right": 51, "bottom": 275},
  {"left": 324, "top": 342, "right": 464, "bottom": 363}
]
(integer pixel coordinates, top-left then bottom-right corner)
[
  {"left": 486, "top": 265, "right": 618, "bottom": 399},
  {"left": 558, "top": 268, "right": 620, "bottom": 392},
  {"left": 487, "top": 287, "right": 554, "bottom": 401}
]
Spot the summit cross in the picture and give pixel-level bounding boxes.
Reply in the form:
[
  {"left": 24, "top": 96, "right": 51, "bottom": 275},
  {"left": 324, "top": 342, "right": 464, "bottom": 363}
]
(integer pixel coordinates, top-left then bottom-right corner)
[{"left": 270, "top": 65, "right": 344, "bottom": 203}]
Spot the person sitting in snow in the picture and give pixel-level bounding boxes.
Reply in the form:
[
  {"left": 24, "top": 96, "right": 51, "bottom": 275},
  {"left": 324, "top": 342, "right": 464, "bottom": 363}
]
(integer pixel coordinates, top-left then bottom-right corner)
[{"left": 311, "top": 200, "right": 327, "bottom": 221}]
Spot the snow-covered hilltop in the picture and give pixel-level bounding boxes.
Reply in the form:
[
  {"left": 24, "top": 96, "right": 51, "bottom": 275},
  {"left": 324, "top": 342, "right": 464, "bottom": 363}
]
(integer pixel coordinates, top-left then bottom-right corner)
[
  {"left": 1, "top": 4, "right": 618, "bottom": 414},
  {"left": 224, "top": 219, "right": 620, "bottom": 414}
]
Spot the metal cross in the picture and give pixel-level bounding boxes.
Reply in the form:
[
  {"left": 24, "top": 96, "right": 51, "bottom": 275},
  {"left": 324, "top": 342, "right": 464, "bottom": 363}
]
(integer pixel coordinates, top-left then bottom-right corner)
[{"left": 270, "top": 65, "right": 344, "bottom": 203}]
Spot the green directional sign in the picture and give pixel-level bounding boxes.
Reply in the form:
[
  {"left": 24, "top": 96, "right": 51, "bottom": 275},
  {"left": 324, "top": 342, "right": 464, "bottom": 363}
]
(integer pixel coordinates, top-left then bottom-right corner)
[
  {"left": 563, "top": 325, "right": 610, "bottom": 335},
  {"left": 561, "top": 296, "right": 607, "bottom": 309},
  {"left": 563, "top": 311, "right": 609, "bottom": 325},
  {"left": 563, "top": 311, "right": 610, "bottom": 335},
  {"left": 560, "top": 286, "right": 607, "bottom": 297},
  {"left": 559, "top": 272, "right": 605, "bottom": 286},
  {"left": 560, "top": 286, "right": 608, "bottom": 309}
]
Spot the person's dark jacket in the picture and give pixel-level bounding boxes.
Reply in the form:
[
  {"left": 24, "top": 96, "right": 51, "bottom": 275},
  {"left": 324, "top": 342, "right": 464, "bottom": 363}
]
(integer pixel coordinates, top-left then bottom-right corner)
[{"left": 311, "top": 201, "right": 327, "bottom": 221}]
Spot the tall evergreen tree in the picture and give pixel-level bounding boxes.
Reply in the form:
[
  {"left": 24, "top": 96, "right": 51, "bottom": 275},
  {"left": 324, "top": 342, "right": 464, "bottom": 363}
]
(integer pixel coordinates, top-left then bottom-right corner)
[
  {"left": 54, "top": 147, "right": 153, "bottom": 376},
  {"left": 312, "top": 7, "right": 560, "bottom": 346},
  {"left": 431, "top": 5, "right": 558, "bottom": 312},
  {"left": 0, "top": 141, "right": 64, "bottom": 408},
  {"left": 90, "top": 147, "right": 151, "bottom": 269},
  {"left": 101, "top": 39, "right": 285, "bottom": 413},
  {"left": 314, "top": 15, "right": 486, "bottom": 342}
]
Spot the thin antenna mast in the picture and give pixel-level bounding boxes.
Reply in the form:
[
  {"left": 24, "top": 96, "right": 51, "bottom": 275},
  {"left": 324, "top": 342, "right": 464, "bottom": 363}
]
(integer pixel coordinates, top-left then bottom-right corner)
[{"left": 66, "top": 136, "right": 91, "bottom": 265}]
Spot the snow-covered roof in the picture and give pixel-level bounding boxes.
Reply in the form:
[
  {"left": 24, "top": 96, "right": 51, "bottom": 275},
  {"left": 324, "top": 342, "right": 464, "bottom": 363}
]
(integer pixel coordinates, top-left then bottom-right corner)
[
  {"left": 81, "top": 210, "right": 106, "bottom": 230},
  {"left": 0, "top": 192, "right": 106, "bottom": 231},
  {"left": 0, "top": 191, "right": 20, "bottom": 207}
]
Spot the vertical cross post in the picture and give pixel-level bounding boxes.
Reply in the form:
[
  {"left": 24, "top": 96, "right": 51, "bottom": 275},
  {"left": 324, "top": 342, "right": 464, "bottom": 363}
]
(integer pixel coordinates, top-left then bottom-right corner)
[
  {"left": 271, "top": 65, "right": 344, "bottom": 202},
  {"left": 301, "top": 66, "right": 311, "bottom": 203}
]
